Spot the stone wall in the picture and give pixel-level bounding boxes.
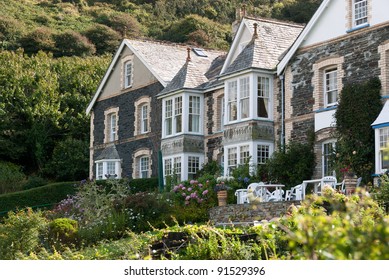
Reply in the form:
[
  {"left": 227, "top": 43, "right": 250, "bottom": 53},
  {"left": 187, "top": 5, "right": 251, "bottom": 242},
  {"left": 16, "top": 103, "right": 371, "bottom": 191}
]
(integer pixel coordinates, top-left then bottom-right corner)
[
  {"left": 92, "top": 81, "right": 163, "bottom": 178},
  {"left": 209, "top": 201, "right": 300, "bottom": 223}
]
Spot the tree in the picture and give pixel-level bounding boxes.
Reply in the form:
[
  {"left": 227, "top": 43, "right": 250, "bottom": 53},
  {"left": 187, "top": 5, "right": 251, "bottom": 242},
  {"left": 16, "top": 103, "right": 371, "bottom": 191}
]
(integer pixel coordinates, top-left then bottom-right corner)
[
  {"left": 54, "top": 30, "right": 96, "bottom": 57},
  {"left": 334, "top": 78, "right": 383, "bottom": 182},
  {"left": 83, "top": 24, "right": 121, "bottom": 55}
]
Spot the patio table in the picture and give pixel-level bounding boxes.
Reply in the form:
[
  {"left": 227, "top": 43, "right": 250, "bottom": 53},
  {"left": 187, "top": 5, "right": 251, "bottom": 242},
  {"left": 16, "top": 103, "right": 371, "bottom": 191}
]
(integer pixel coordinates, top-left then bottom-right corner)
[
  {"left": 258, "top": 184, "right": 285, "bottom": 202},
  {"left": 301, "top": 179, "right": 322, "bottom": 199}
]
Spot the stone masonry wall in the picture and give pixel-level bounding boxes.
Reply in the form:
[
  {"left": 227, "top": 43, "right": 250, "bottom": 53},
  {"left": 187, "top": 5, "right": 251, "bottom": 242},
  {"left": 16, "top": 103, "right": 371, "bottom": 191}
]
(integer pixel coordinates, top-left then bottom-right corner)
[
  {"left": 209, "top": 201, "right": 299, "bottom": 223},
  {"left": 92, "top": 81, "right": 163, "bottom": 178}
]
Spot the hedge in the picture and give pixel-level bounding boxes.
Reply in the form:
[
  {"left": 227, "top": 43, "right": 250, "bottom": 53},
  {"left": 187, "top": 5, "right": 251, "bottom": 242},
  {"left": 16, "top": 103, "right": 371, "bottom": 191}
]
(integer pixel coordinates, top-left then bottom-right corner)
[{"left": 0, "top": 182, "right": 77, "bottom": 216}]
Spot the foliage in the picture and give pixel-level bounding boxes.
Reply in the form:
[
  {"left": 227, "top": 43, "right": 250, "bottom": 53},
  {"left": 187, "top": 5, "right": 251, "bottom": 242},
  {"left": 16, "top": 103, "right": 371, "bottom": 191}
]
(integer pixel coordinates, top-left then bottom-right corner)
[
  {"left": 48, "top": 218, "right": 79, "bottom": 250},
  {"left": 0, "top": 161, "right": 25, "bottom": 194},
  {"left": 172, "top": 180, "right": 211, "bottom": 206},
  {"left": 54, "top": 30, "right": 96, "bottom": 57},
  {"left": 22, "top": 175, "right": 48, "bottom": 190},
  {"left": 334, "top": 78, "right": 383, "bottom": 182},
  {"left": 259, "top": 141, "right": 315, "bottom": 188},
  {"left": 173, "top": 226, "right": 262, "bottom": 260},
  {"left": 372, "top": 174, "right": 389, "bottom": 212},
  {"left": 83, "top": 24, "right": 121, "bottom": 55},
  {"left": 0, "top": 50, "right": 109, "bottom": 177},
  {"left": 44, "top": 138, "right": 89, "bottom": 181},
  {"left": 20, "top": 27, "right": 56, "bottom": 55},
  {"left": 0, "top": 208, "right": 48, "bottom": 259},
  {"left": 0, "top": 182, "right": 77, "bottom": 216}
]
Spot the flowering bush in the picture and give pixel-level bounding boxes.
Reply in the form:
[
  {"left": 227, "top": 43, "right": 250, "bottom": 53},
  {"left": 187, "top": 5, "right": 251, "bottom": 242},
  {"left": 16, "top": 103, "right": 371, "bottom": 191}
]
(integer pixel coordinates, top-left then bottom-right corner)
[{"left": 172, "top": 180, "right": 211, "bottom": 206}]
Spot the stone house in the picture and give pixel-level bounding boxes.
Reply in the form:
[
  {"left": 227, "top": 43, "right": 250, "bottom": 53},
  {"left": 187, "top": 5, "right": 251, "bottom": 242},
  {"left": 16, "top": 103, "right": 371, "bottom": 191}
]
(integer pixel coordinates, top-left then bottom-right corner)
[
  {"left": 276, "top": 0, "right": 389, "bottom": 178},
  {"left": 87, "top": 0, "right": 389, "bottom": 183}
]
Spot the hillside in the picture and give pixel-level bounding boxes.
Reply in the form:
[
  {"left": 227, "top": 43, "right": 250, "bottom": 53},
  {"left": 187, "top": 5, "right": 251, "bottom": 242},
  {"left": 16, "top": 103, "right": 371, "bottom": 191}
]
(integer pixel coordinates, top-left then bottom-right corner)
[{"left": 0, "top": 0, "right": 321, "bottom": 55}]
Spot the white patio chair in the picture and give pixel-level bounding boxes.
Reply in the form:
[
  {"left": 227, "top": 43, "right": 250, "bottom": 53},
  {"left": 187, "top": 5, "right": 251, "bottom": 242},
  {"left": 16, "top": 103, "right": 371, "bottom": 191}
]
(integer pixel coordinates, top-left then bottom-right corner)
[
  {"left": 244, "top": 182, "right": 265, "bottom": 203},
  {"left": 267, "top": 189, "right": 284, "bottom": 201},
  {"left": 356, "top": 177, "right": 362, "bottom": 187},
  {"left": 235, "top": 189, "right": 249, "bottom": 204},
  {"left": 318, "top": 176, "right": 337, "bottom": 195},
  {"left": 285, "top": 184, "right": 303, "bottom": 201},
  {"left": 336, "top": 179, "right": 345, "bottom": 194}
]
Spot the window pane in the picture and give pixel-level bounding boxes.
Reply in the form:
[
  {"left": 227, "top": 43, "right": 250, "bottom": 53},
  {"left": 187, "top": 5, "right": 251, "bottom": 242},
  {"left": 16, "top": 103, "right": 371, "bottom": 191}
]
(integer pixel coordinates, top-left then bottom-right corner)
[
  {"left": 109, "top": 113, "right": 116, "bottom": 141},
  {"left": 325, "top": 69, "right": 338, "bottom": 106},
  {"left": 257, "top": 77, "right": 269, "bottom": 118},
  {"left": 164, "top": 159, "right": 172, "bottom": 176},
  {"left": 228, "top": 81, "right": 237, "bottom": 121},
  {"left": 140, "top": 157, "right": 149, "bottom": 178},
  {"left": 240, "top": 145, "right": 250, "bottom": 165},
  {"left": 323, "top": 142, "right": 335, "bottom": 176},
  {"left": 125, "top": 62, "right": 132, "bottom": 87},
  {"left": 228, "top": 147, "right": 237, "bottom": 173},
  {"left": 165, "top": 100, "right": 172, "bottom": 135},
  {"left": 240, "top": 77, "right": 250, "bottom": 119},
  {"left": 188, "top": 156, "right": 200, "bottom": 179},
  {"left": 175, "top": 97, "right": 182, "bottom": 133},
  {"left": 97, "top": 163, "right": 103, "bottom": 179},
  {"left": 174, "top": 157, "right": 181, "bottom": 179},
  {"left": 107, "top": 162, "right": 116, "bottom": 176},
  {"left": 189, "top": 96, "right": 200, "bottom": 132},
  {"left": 257, "top": 145, "right": 270, "bottom": 164},
  {"left": 354, "top": 0, "right": 368, "bottom": 26},
  {"left": 141, "top": 105, "right": 148, "bottom": 133}
]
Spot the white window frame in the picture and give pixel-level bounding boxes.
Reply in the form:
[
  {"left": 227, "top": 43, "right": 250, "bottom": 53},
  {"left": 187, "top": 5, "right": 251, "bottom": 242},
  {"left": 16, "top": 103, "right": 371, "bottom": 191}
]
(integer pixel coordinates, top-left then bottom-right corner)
[
  {"left": 257, "top": 76, "right": 271, "bottom": 119},
  {"left": 141, "top": 104, "right": 149, "bottom": 134},
  {"left": 95, "top": 160, "right": 121, "bottom": 180},
  {"left": 139, "top": 156, "right": 149, "bottom": 178},
  {"left": 163, "top": 154, "right": 204, "bottom": 182},
  {"left": 188, "top": 156, "right": 200, "bottom": 180},
  {"left": 353, "top": 0, "right": 368, "bottom": 27},
  {"left": 324, "top": 68, "right": 338, "bottom": 107},
  {"left": 257, "top": 144, "right": 271, "bottom": 165},
  {"left": 124, "top": 60, "right": 133, "bottom": 88},
  {"left": 225, "top": 74, "right": 273, "bottom": 125},
  {"left": 322, "top": 140, "right": 336, "bottom": 177},
  {"left": 162, "top": 94, "right": 203, "bottom": 138},
  {"left": 379, "top": 127, "right": 389, "bottom": 172},
  {"left": 224, "top": 142, "right": 274, "bottom": 175},
  {"left": 104, "top": 108, "right": 119, "bottom": 143}
]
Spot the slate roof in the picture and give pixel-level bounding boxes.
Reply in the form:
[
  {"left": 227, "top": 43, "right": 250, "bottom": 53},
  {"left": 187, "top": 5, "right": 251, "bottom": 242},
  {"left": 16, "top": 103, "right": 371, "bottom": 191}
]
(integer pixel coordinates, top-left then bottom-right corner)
[
  {"left": 96, "top": 145, "right": 120, "bottom": 160},
  {"left": 223, "top": 17, "right": 303, "bottom": 75},
  {"left": 126, "top": 39, "right": 226, "bottom": 87}
]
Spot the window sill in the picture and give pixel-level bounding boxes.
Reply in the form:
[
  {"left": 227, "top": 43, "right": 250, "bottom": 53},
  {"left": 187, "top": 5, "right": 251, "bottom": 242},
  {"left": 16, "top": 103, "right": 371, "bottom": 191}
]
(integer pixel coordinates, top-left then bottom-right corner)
[
  {"left": 346, "top": 23, "right": 370, "bottom": 33},
  {"left": 314, "top": 105, "right": 337, "bottom": 113}
]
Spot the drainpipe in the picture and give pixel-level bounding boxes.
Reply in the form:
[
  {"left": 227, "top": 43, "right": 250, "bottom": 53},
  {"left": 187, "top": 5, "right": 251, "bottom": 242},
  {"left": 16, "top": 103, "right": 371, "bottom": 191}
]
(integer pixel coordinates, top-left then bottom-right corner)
[{"left": 280, "top": 73, "right": 285, "bottom": 152}]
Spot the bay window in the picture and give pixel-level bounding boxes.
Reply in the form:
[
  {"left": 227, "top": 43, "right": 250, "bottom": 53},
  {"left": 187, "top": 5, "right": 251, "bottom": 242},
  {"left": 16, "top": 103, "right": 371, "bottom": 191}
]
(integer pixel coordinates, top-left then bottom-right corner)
[
  {"left": 188, "top": 156, "right": 200, "bottom": 180},
  {"left": 322, "top": 140, "right": 336, "bottom": 176},
  {"left": 257, "top": 144, "right": 270, "bottom": 165},
  {"left": 95, "top": 160, "right": 121, "bottom": 180},
  {"left": 240, "top": 77, "right": 250, "bottom": 119},
  {"left": 162, "top": 94, "right": 203, "bottom": 137},
  {"left": 227, "top": 81, "right": 238, "bottom": 122}
]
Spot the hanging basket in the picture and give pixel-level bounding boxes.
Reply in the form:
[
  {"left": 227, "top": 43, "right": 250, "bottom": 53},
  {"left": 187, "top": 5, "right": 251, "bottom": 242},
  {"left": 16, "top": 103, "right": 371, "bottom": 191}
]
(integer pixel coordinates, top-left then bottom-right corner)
[{"left": 217, "top": 190, "right": 228, "bottom": 206}]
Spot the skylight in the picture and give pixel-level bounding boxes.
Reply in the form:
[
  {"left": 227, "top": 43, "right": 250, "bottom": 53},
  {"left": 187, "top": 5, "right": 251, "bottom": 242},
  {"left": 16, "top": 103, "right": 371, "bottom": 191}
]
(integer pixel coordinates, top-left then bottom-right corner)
[{"left": 192, "top": 48, "right": 207, "bottom": 57}]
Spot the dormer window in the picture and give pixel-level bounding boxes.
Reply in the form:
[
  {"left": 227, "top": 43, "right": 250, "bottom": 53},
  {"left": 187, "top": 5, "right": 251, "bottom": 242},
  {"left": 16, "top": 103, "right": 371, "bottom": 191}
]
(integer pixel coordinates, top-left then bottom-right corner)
[
  {"left": 354, "top": 0, "right": 368, "bottom": 27},
  {"left": 124, "top": 60, "right": 133, "bottom": 88}
]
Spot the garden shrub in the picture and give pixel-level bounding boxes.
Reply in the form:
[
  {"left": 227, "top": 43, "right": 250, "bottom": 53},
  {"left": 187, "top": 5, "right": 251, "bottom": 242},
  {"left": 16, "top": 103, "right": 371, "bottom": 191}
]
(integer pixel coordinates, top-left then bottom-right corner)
[
  {"left": 83, "top": 24, "right": 121, "bottom": 55},
  {"left": 20, "top": 27, "right": 55, "bottom": 55},
  {"left": 48, "top": 218, "right": 79, "bottom": 250},
  {"left": 259, "top": 141, "right": 315, "bottom": 188},
  {"left": 0, "top": 161, "right": 25, "bottom": 194},
  {"left": 54, "top": 30, "right": 96, "bottom": 57},
  {"left": 0, "top": 208, "right": 48, "bottom": 259},
  {"left": 0, "top": 182, "right": 77, "bottom": 216},
  {"left": 334, "top": 78, "right": 382, "bottom": 182},
  {"left": 22, "top": 176, "right": 48, "bottom": 190}
]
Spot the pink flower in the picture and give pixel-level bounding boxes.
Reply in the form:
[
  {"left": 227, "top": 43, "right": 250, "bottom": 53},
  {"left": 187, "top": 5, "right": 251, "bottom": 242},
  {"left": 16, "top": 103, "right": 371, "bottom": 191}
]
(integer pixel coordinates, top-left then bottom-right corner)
[
  {"left": 188, "top": 187, "right": 192, "bottom": 192},
  {"left": 202, "top": 190, "right": 209, "bottom": 195},
  {"left": 185, "top": 196, "right": 191, "bottom": 201},
  {"left": 190, "top": 180, "right": 195, "bottom": 184}
]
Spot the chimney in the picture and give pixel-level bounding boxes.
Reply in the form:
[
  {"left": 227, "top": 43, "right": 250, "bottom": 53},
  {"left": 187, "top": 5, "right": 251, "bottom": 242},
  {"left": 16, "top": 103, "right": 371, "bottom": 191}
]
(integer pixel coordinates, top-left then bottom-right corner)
[
  {"left": 253, "top": 23, "right": 258, "bottom": 39},
  {"left": 186, "top": 47, "right": 191, "bottom": 62}
]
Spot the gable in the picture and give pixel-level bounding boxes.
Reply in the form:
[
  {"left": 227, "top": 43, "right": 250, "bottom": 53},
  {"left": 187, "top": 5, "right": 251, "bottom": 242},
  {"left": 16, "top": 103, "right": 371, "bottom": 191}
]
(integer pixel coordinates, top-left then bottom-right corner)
[
  {"left": 97, "top": 46, "right": 158, "bottom": 102},
  {"left": 278, "top": 0, "right": 389, "bottom": 74}
]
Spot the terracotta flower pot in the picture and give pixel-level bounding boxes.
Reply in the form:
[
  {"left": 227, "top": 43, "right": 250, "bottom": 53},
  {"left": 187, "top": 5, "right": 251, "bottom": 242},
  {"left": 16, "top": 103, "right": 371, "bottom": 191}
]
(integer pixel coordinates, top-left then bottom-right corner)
[
  {"left": 344, "top": 174, "right": 357, "bottom": 195},
  {"left": 217, "top": 190, "right": 228, "bottom": 206}
]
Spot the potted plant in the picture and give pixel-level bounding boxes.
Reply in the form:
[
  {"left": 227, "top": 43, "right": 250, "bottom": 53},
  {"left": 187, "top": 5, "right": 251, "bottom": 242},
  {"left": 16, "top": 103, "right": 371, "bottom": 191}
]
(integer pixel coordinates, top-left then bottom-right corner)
[
  {"left": 214, "top": 181, "right": 229, "bottom": 206},
  {"left": 340, "top": 165, "right": 357, "bottom": 195}
]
